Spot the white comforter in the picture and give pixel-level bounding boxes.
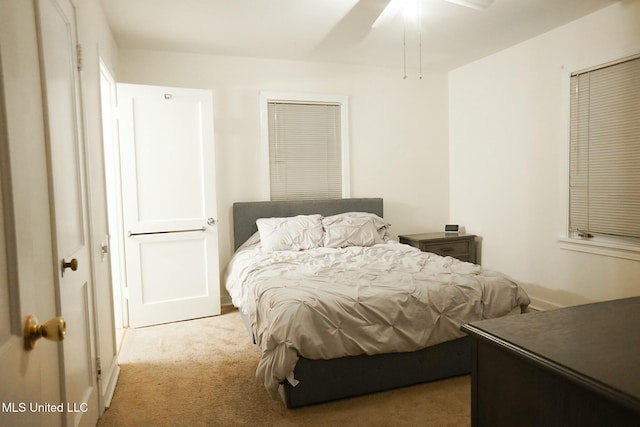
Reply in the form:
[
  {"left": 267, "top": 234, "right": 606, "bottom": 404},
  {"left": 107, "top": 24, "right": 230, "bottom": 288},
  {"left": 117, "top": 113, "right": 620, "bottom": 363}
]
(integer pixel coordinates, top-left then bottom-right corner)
[{"left": 225, "top": 239, "right": 530, "bottom": 398}]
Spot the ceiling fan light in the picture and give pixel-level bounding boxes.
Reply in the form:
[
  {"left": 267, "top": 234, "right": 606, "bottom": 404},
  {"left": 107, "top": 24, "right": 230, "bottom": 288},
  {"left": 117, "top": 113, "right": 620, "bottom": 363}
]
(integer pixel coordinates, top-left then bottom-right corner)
[
  {"left": 445, "top": 0, "right": 494, "bottom": 10},
  {"left": 372, "top": 0, "right": 422, "bottom": 28},
  {"left": 402, "top": 0, "right": 421, "bottom": 21}
]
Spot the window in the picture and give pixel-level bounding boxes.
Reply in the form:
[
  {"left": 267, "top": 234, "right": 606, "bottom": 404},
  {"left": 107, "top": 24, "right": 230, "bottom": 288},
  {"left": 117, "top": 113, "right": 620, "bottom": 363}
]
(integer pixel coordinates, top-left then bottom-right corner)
[
  {"left": 260, "top": 92, "right": 349, "bottom": 201},
  {"left": 568, "top": 55, "right": 640, "bottom": 248}
]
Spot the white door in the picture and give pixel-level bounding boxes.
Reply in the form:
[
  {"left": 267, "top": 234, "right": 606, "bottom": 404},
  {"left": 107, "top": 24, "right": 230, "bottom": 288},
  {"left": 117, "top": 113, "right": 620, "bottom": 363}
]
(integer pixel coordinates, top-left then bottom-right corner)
[
  {"left": 0, "top": 124, "right": 52, "bottom": 427},
  {"left": 0, "top": 55, "right": 58, "bottom": 427},
  {"left": 36, "top": 0, "right": 99, "bottom": 425},
  {"left": 118, "top": 84, "right": 220, "bottom": 328}
]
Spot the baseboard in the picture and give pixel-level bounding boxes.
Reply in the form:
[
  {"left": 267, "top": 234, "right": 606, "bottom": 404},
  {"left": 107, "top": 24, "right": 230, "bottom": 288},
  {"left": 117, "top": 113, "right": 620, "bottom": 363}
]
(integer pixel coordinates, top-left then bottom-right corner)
[
  {"left": 528, "top": 296, "right": 563, "bottom": 311},
  {"left": 519, "top": 282, "right": 597, "bottom": 312},
  {"left": 220, "top": 294, "right": 232, "bottom": 306},
  {"left": 101, "top": 355, "right": 121, "bottom": 408}
]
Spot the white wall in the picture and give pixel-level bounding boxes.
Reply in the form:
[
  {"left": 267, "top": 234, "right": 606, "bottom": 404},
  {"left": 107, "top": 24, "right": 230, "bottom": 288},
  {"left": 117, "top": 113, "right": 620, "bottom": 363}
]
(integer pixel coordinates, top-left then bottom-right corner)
[
  {"left": 116, "top": 50, "right": 451, "bottom": 303},
  {"left": 449, "top": 2, "right": 640, "bottom": 309}
]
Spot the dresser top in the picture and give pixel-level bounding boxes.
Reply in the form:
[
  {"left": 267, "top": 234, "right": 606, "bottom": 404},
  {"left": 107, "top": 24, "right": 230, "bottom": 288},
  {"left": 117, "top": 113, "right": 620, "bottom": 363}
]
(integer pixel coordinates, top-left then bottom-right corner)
[{"left": 462, "top": 297, "right": 640, "bottom": 414}]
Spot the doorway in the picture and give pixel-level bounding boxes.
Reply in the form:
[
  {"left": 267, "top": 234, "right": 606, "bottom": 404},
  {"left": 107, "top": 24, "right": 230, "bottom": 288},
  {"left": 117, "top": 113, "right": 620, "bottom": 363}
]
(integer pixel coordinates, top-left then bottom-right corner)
[
  {"left": 99, "top": 80, "right": 221, "bottom": 332},
  {"left": 99, "top": 60, "right": 127, "bottom": 349},
  {"left": 117, "top": 83, "right": 220, "bottom": 328}
]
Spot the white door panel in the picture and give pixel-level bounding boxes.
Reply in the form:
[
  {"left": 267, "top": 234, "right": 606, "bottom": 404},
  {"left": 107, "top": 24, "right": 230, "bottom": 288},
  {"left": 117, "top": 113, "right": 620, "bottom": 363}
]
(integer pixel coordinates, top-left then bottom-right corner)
[
  {"left": 118, "top": 84, "right": 220, "bottom": 328},
  {"left": 140, "top": 237, "right": 207, "bottom": 303},
  {"left": 36, "top": 0, "right": 99, "bottom": 425},
  {"left": 128, "top": 231, "right": 218, "bottom": 326},
  {"left": 0, "top": 94, "right": 51, "bottom": 427},
  {"left": 131, "top": 96, "right": 206, "bottom": 223}
]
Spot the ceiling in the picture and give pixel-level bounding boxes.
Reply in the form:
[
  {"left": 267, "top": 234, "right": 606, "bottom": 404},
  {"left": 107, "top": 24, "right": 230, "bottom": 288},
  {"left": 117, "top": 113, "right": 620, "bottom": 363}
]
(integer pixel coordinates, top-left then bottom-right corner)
[{"left": 100, "top": 0, "right": 620, "bottom": 72}]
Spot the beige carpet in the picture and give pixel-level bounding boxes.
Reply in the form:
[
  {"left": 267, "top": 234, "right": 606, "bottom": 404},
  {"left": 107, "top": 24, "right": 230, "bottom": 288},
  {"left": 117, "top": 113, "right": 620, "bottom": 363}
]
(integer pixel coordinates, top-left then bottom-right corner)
[{"left": 97, "top": 307, "right": 471, "bottom": 427}]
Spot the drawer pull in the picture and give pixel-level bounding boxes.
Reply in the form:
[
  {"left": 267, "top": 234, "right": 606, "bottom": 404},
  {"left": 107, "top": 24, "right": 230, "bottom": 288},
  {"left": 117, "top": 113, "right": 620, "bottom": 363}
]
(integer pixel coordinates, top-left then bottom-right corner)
[{"left": 440, "top": 247, "right": 454, "bottom": 253}]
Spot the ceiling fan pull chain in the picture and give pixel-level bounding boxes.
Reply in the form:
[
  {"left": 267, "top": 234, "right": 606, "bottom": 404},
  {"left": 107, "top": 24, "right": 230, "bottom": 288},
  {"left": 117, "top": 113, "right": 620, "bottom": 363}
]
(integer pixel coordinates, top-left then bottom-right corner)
[
  {"left": 403, "top": 19, "right": 407, "bottom": 79},
  {"left": 419, "top": 10, "right": 423, "bottom": 79}
]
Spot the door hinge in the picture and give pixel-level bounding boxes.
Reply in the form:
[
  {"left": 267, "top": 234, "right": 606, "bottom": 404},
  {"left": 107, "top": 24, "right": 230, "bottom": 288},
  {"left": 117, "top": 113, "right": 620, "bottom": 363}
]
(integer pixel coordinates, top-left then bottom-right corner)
[
  {"left": 123, "top": 286, "right": 129, "bottom": 300},
  {"left": 76, "top": 44, "right": 83, "bottom": 72},
  {"left": 96, "top": 357, "right": 102, "bottom": 377}
]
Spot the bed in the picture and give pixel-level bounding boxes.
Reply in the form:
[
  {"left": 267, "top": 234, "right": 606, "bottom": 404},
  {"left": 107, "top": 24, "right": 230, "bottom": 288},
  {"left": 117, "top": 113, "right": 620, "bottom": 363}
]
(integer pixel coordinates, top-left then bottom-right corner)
[{"left": 225, "top": 198, "right": 530, "bottom": 408}]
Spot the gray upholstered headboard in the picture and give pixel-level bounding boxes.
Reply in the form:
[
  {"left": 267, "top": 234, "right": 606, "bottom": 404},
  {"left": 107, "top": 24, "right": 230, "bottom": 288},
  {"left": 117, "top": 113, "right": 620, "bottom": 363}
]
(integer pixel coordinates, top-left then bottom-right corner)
[{"left": 232, "top": 198, "right": 383, "bottom": 251}]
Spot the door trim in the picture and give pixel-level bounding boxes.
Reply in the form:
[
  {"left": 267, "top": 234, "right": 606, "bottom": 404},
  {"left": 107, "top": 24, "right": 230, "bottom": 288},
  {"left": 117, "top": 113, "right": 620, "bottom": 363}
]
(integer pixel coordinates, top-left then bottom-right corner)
[{"left": 0, "top": 46, "right": 20, "bottom": 336}]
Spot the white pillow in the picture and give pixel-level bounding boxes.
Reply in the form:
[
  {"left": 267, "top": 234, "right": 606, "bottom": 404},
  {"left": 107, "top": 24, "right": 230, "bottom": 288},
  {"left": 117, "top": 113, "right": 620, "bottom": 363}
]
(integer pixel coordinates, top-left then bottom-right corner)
[
  {"left": 256, "top": 214, "right": 323, "bottom": 251},
  {"left": 322, "top": 213, "right": 387, "bottom": 248},
  {"left": 324, "top": 212, "right": 390, "bottom": 241}
]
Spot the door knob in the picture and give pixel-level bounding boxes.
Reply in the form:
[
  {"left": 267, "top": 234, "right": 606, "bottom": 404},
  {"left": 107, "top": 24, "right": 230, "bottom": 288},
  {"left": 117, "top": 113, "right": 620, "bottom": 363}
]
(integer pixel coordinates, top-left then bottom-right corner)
[
  {"left": 61, "top": 258, "right": 78, "bottom": 276},
  {"left": 24, "top": 315, "right": 66, "bottom": 351}
]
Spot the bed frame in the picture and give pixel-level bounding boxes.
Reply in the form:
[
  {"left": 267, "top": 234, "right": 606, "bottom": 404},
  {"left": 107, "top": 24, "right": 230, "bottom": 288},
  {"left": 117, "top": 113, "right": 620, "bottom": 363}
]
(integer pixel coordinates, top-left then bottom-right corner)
[{"left": 232, "top": 198, "right": 471, "bottom": 408}]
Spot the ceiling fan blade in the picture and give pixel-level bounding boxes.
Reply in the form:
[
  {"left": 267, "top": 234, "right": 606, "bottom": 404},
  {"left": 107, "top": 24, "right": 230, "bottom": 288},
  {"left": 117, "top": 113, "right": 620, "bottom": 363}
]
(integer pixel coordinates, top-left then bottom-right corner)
[
  {"left": 372, "top": 0, "right": 491, "bottom": 29},
  {"left": 372, "top": 0, "right": 403, "bottom": 28},
  {"left": 313, "top": 0, "right": 392, "bottom": 53},
  {"left": 443, "top": 0, "right": 494, "bottom": 10}
]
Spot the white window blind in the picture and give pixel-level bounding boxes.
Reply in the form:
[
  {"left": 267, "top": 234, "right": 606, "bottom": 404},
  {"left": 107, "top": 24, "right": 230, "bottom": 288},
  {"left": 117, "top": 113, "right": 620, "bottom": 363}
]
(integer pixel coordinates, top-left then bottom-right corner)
[
  {"left": 267, "top": 100, "right": 343, "bottom": 201},
  {"left": 569, "top": 55, "right": 640, "bottom": 243}
]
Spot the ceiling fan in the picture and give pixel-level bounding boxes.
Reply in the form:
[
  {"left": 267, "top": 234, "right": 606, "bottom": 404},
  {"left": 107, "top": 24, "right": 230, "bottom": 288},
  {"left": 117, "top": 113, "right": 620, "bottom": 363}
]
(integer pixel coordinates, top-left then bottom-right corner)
[
  {"left": 436, "top": 0, "right": 494, "bottom": 10},
  {"left": 367, "top": 0, "right": 493, "bottom": 78},
  {"left": 312, "top": 0, "right": 494, "bottom": 69},
  {"left": 372, "top": 0, "right": 494, "bottom": 27}
]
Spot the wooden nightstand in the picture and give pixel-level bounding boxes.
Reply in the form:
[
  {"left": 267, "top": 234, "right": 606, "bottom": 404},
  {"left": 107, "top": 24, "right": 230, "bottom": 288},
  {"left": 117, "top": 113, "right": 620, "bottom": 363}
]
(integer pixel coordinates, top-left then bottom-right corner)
[{"left": 398, "top": 232, "right": 477, "bottom": 264}]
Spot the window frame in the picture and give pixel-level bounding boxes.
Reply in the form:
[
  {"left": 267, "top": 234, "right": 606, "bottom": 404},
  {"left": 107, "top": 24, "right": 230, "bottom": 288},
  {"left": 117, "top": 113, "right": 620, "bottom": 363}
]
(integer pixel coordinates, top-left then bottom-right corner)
[
  {"left": 259, "top": 91, "right": 350, "bottom": 201},
  {"left": 559, "top": 52, "right": 640, "bottom": 261}
]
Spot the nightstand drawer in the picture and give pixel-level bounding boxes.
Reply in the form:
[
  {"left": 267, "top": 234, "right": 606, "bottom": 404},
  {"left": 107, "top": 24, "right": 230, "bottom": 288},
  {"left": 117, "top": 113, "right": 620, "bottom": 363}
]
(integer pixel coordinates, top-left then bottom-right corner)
[
  {"left": 420, "top": 240, "right": 470, "bottom": 257},
  {"left": 398, "top": 232, "right": 478, "bottom": 264}
]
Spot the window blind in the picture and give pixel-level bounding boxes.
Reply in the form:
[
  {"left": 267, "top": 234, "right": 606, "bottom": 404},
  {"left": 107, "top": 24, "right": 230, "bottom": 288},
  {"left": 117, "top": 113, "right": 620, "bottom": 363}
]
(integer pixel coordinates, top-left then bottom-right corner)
[
  {"left": 569, "top": 56, "right": 640, "bottom": 242},
  {"left": 267, "top": 101, "right": 343, "bottom": 201}
]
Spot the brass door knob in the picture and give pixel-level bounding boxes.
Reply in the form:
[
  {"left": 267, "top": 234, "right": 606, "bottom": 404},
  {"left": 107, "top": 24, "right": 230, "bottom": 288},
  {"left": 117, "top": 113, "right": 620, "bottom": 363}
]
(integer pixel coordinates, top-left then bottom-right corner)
[
  {"left": 24, "top": 315, "right": 66, "bottom": 351},
  {"left": 61, "top": 258, "right": 78, "bottom": 275}
]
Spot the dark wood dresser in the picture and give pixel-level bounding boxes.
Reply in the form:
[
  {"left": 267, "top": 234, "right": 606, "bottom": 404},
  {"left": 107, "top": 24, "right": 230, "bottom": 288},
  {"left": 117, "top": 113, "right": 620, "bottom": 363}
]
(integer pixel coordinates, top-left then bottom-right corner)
[
  {"left": 398, "top": 232, "right": 477, "bottom": 263},
  {"left": 461, "top": 297, "right": 640, "bottom": 427}
]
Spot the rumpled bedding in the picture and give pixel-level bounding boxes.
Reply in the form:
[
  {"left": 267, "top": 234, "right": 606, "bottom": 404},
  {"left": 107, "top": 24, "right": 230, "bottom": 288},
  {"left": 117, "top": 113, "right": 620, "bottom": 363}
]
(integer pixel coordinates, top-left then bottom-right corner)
[{"left": 225, "top": 238, "right": 530, "bottom": 399}]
